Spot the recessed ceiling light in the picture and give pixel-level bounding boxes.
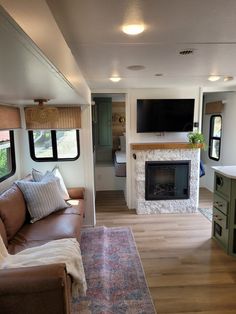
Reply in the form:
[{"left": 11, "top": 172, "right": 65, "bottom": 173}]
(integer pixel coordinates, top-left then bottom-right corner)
[
  {"left": 122, "top": 24, "right": 145, "bottom": 35},
  {"left": 127, "top": 65, "right": 145, "bottom": 71},
  {"left": 110, "top": 77, "right": 121, "bottom": 82},
  {"left": 208, "top": 75, "right": 221, "bottom": 82},
  {"left": 224, "top": 76, "right": 234, "bottom": 82}
]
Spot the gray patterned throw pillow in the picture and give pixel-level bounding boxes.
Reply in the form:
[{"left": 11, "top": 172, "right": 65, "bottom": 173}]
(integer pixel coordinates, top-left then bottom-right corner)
[{"left": 16, "top": 178, "right": 69, "bottom": 223}]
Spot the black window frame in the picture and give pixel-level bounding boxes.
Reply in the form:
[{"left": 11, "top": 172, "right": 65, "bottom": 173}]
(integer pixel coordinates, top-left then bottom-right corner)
[
  {"left": 208, "top": 114, "right": 222, "bottom": 161},
  {"left": 0, "top": 130, "right": 16, "bottom": 182},
  {"left": 28, "top": 130, "right": 80, "bottom": 162}
]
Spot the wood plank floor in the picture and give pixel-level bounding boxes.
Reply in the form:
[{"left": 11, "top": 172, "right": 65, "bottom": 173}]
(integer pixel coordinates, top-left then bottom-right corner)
[
  {"left": 199, "top": 187, "right": 213, "bottom": 209},
  {"left": 95, "top": 189, "right": 236, "bottom": 314},
  {"left": 96, "top": 190, "right": 129, "bottom": 212}
]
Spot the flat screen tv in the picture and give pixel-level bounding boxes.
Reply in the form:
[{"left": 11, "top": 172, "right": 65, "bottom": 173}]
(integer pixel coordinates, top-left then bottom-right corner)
[{"left": 137, "top": 99, "right": 195, "bottom": 133}]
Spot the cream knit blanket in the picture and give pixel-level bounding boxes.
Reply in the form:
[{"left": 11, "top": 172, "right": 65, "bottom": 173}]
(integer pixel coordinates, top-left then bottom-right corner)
[{"left": 0, "top": 236, "right": 87, "bottom": 297}]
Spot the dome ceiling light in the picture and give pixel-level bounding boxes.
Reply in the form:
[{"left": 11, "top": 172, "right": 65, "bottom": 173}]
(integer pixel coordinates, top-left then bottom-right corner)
[
  {"left": 224, "top": 76, "right": 234, "bottom": 81},
  {"left": 208, "top": 75, "right": 221, "bottom": 82},
  {"left": 110, "top": 77, "right": 121, "bottom": 82},
  {"left": 122, "top": 24, "right": 144, "bottom": 35}
]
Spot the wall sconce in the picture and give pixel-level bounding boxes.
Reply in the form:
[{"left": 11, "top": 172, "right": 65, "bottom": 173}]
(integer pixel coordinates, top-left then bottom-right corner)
[{"left": 119, "top": 116, "right": 125, "bottom": 123}]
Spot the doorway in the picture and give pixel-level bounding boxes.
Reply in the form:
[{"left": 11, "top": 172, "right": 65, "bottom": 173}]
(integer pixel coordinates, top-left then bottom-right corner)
[
  {"left": 199, "top": 91, "right": 228, "bottom": 219},
  {"left": 92, "top": 93, "right": 127, "bottom": 211}
]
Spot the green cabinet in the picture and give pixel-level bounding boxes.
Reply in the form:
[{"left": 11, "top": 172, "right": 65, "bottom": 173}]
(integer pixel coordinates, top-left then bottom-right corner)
[
  {"left": 94, "top": 97, "right": 112, "bottom": 146},
  {"left": 212, "top": 171, "right": 236, "bottom": 256},
  {"left": 93, "top": 97, "right": 112, "bottom": 162}
]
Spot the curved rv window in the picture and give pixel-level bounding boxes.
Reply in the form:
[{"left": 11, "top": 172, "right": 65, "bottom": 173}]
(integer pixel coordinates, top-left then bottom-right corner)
[
  {"left": 208, "top": 115, "right": 222, "bottom": 161},
  {"left": 28, "top": 130, "right": 80, "bottom": 162},
  {"left": 0, "top": 130, "right": 16, "bottom": 182}
]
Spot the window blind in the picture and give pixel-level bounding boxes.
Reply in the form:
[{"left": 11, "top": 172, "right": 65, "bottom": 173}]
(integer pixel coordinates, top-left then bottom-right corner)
[
  {"left": 25, "top": 106, "right": 81, "bottom": 130},
  {"left": 205, "top": 101, "right": 224, "bottom": 114},
  {"left": 0, "top": 105, "right": 21, "bottom": 130}
]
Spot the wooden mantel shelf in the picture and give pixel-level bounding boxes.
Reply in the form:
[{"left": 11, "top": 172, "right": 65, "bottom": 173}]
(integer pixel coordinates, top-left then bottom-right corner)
[{"left": 131, "top": 142, "right": 204, "bottom": 150}]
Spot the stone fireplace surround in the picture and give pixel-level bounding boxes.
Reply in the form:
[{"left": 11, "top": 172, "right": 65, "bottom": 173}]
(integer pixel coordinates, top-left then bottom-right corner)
[{"left": 131, "top": 142, "right": 201, "bottom": 214}]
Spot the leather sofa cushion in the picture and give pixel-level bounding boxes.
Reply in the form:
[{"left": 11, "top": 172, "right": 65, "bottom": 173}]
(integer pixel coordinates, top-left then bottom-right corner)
[
  {"left": 67, "top": 187, "right": 85, "bottom": 200},
  {"left": 0, "top": 217, "right": 8, "bottom": 247},
  {"left": 8, "top": 206, "right": 83, "bottom": 254},
  {"left": 0, "top": 184, "right": 26, "bottom": 241},
  {"left": 64, "top": 199, "right": 84, "bottom": 215}
]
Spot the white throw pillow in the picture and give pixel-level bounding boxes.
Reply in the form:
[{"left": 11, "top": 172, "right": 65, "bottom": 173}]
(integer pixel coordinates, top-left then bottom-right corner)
[
  {"left": 32, "top": 168, "right": 69, "bottom": 200},
  {"left": 16, "top": 178, "right": 69, "bottom": 223},
  {"left": 52, "top": 167, "right": 70, "bottom": 200}
]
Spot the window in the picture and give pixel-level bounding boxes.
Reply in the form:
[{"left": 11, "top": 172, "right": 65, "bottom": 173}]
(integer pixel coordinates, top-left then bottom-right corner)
[
  {"left": 29, "top": 130, "right": 80, "bottom": 161},
  {"left": 209, "top": 115, "right": 222, "bottom": 161},
  {"left": 0, "top": 130, "right": 16, "bottom": 182}
]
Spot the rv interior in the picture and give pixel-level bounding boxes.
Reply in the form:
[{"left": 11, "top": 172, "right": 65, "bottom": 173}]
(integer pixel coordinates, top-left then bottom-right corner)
[{"left": 0, "top": 1, "right": 236, "bottom": 313}]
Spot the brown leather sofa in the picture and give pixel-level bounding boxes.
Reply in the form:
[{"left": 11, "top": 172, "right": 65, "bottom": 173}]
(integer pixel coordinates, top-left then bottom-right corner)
[{"left": 0, "top": 183, "right": 85, "bottom": 314}]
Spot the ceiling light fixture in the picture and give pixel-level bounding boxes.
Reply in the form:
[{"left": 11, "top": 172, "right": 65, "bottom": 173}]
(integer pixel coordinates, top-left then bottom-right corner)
[
  {"left": 25, "top": 99, "right": 59, "bottom": 124},
  {"left": 110, "top": 77, "right": 121, "bottom": 82},
  {"left": 122, "top": 24, "right": 144, "bottom": 35},
  {"left": 208, "top": 75, "right": 221, "bottom": 82},
  {"left": 224, "top": 76, "right": 234, "bottom": 82}
]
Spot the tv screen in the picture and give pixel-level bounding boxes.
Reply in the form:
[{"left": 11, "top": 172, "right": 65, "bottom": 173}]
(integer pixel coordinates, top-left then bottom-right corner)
[{"left": 137, "top": 99, "right": 195, "bottom": 132}]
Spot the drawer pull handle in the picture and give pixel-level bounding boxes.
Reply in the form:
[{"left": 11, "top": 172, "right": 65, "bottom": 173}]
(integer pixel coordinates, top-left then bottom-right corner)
[
  {"left": 213, "top": 215, "right": 223, "bottom": 221},
  {"left": 213, "top": 214, "right": 223, "bottom": 221},
  {"left": 214, "top": 202, "right": 224, "bottom": 208},
  {"left": 216, "top": 176, "right": 223, "bottom": 187}
]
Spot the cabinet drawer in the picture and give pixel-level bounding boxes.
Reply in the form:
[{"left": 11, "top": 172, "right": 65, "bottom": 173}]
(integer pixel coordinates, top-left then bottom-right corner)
[
  {"left": 213, "top": 194, "right": 228, "bottom": 215},
  {"left": 212, "top": 208, "right": 228, "bottom": 249},
  {"left": 215, "top": 173, "right": 231, "bottom": 199},
  {"left": 213, "top": 207, "right": 227, "bottom": 229}
]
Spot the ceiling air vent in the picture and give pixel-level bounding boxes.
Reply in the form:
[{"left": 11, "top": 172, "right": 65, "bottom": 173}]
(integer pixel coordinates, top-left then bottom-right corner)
[
  {"left": 127, "top": 65, "right": 145, "bottom": 71},
  {"left": 179, "top": 49, "right": 194, "bottom": 56}
]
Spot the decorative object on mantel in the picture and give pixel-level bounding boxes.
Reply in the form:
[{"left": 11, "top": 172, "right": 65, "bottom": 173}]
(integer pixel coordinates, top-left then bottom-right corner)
[
  {"left": 25, "top": 99, "right": 59, "bottom": 125},
  {"left": 188, "top": 131, "right": 206, "bottom": 149}
]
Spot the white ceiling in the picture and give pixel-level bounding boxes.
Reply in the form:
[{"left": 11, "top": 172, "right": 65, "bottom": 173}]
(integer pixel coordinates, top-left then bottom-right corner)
[
  {"left": 46, "top": 0, "right": 236, "bottom": 89},
  {"left": 1, "top": 0, "right": 236, "bottom": 104},
  {"left": 0, "top": 5, "right": 87, "bottom": 105}
]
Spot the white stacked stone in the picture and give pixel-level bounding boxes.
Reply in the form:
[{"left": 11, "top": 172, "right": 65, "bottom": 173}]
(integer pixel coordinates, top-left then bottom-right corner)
[{"left": 135, "top": 149, "right": 200, "bottom": 214}]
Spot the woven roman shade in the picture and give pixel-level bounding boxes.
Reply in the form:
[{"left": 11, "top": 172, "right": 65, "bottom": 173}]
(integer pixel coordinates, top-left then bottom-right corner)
[
  {"left": 205, "top": 101, "right": 224, "bottom": 114},
  {"left": 25, "top": 106, "right": 81, "bottom": 130},
  {"left": 0, "top": 105, "right": 21, "bottom": 129}
]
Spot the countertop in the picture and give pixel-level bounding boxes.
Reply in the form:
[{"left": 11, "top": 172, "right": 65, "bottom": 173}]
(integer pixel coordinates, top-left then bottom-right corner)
[{"left": 212, "top": 166, "right": 236, "bottom": 179}]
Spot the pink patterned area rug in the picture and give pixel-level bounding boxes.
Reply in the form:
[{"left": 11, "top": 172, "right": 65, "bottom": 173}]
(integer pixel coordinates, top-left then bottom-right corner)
[{"left": 72, "top": 226, "right": 156, "bottom": 314}]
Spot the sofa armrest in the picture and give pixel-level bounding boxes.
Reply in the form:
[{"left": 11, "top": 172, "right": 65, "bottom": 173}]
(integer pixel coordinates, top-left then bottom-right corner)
[
  {"left": 0, "top": 263, "right": 71, "bottom": 314},
  {"left": 67, "top": 187, "right": 85, "bottom": 200}
]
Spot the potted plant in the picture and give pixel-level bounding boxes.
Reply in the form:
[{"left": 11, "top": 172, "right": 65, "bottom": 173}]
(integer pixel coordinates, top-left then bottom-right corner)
[{"left": 188, "top": 131, "right": 206, "bottom": 149}]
